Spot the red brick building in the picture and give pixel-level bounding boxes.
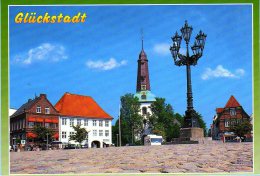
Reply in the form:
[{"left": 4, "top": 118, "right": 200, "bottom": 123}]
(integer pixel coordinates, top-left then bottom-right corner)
[
  {"left": 10, "top": 94, "right": 59, "bottom": 147},
  {"left": 211, "top": 95, "right": 251, "bottom": 140}
]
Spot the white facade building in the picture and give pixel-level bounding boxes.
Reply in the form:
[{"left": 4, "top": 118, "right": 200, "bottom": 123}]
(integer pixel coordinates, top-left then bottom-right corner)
[
  {"left": 55, "top": 93, "right": 113, "bottom": 148},
  {"left": 59, "top": 117, "right": 112, "bottom": 148}
]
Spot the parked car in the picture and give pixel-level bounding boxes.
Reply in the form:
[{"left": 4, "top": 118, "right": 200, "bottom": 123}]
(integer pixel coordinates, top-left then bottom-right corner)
[
  {"left": 64, "top": 144, "right": 76, "bottom": 149},
  {"left": 51, "top": 141, "right": 62, "bottom": 149},
  {"left": 81, "top": 144, "right": 88, "bottom": 149}
]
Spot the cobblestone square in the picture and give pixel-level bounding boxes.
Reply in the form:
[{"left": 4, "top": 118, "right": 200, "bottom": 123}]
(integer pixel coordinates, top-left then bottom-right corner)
[{"left": 10, "top": 142, "right": 253, "bottom": 174}]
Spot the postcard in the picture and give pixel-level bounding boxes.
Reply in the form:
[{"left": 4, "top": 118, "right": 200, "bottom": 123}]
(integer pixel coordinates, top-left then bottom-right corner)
[{"left": 1, "top": 1, "right": 259, "bottom": 175}]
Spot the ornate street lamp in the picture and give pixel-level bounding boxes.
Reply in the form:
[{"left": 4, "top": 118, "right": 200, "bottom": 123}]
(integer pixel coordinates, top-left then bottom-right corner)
[{"left": 170, "top": 20, "right": 207, "bottom": 128}]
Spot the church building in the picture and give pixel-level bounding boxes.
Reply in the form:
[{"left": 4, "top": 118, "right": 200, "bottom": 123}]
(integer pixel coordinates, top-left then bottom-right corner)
[{"left": 134, "top": 38, "right": 156, "bottom": 133}]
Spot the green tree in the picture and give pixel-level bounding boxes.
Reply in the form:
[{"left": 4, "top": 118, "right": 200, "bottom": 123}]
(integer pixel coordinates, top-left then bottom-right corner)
[
  {"left": 120, "top": 93, "right": 143, "bottom": 144},
  {"left": 175, "top": 113, "right": 184, "bottom": 126},
  {"left": 230, "top": 120, "right": 252, "bottom": 140},
  {"left": 69, "top": 125, "right": 88, "bottom": 147},
  {"left": 112, "top": 118, "right": 132, "bottom": 146},
  {"left": 32, "top": 125, "right": 54, "bottom": 145},
  {"left": 149, "top": 98, "right": 182, "bottom": 142},
  {"left": 193, "top": 111, "right": 207, "bottom": 137}
]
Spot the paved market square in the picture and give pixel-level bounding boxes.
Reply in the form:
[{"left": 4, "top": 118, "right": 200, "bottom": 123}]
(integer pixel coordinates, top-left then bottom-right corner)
[{"left": 10, "top": 142, "right": 253, "bottom": 174}]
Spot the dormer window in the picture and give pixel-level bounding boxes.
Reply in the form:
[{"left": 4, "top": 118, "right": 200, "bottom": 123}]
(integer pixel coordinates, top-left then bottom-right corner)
[
  {"left": 230, "top": 108, "right": 236, "bottom": 116},
  {"left": 36, "top": 106, "right": 41, "bottom": 113},
  {"left": 45, "top": 107, "right": 50, "bottom": 114}
]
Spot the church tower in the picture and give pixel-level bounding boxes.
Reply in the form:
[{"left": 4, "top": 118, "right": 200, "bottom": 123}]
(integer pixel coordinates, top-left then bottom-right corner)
[
  {"left": 136, "top": 40, "right": 151, "bottom": 92},
  {"left": 135, "top": 36, "right": 156, "bottom": 121}
]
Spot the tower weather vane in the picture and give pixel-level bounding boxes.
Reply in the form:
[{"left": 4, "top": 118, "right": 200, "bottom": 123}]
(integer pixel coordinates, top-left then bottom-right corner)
[
  {"left": 141, "top": 28, "right": 144, "bottom": 49},
  {"left": 170, "top": 20, "right": 207, "bottom": 128}
]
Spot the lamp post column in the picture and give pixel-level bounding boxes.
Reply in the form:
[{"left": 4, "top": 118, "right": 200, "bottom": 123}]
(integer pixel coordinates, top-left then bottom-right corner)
[
  {"left": 170, "top": 21, "right": 207, "bottom": 129},
  {"left": 186, "top": 63, "right": 193, "bottom": 111},
  {"left": 185, "top": 40, "right": 194, "bottom": 127}
]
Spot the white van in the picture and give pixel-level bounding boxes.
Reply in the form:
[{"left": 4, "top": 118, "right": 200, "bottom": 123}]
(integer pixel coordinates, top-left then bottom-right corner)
[{"left": 144, "top": 134, "right": 163, "bottom": 146}]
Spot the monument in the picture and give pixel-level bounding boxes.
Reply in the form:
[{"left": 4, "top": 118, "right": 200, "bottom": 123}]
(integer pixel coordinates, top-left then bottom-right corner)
[{"left": 170, "top": 21, "right": 207, "bottom": 141}]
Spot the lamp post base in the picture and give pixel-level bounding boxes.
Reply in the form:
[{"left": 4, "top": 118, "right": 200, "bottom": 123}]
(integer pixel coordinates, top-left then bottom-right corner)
[{"left": 183, "top": 109, "right": 200, "bottom": 128}]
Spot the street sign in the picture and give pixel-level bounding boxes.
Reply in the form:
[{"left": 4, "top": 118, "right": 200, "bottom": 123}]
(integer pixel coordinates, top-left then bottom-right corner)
[{"left": 21, "top": 140, "right": 26, "bottom": 145}]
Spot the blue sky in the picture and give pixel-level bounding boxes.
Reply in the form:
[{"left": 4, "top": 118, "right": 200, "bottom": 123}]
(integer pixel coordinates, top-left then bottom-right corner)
[{"left": 9, "top": 5, "right": 252, "bottom": 128}]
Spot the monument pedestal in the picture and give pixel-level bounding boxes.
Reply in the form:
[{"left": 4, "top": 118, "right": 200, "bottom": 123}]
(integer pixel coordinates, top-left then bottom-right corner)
[
  {"left": 180, "top": 127, "right": 204, "bottom": 141},
  {"left": 171, "top": 127, "right": 204, "bottom": 144}
]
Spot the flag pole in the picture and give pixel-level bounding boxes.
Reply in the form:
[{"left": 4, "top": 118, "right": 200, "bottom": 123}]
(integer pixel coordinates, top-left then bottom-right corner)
[{"left": 118, "top": 102, "right": 122, "bottom": 147}]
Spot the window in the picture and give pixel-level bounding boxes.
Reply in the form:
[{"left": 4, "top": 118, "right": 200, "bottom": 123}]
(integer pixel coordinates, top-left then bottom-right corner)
[
  {"left": 35, "top": 122, "right": 43, "bottom": 126},
  {"left": 28, "top": 122, "right": 34, "bottom": 128},
  {"left": 62, "top": 131, "right": 67, "bottom": 139},
  {"left": 77, "top": 119, "right": 81, "bottom": 126},
  {"left": 45, "top": 123, "right": 50, "bottom": 128},
  {"left": 230, "top": 108, "right": 236, "bottom": 116},
  {"left": 36, "top": 106, "right": 41, "bottom": 113},
  {"left": 70, "top": 119, "right": 74, "bottom": 127},
  {"left": 84, "top": 119, "right": 88, "bottom": 126},
  {"left": 50, "top": 123, "right": 57, "bottom": 128},
  {"left": 99, "top": 120, "right": 103, "bottom": 127},
  {"left": 225, "top": 120, "right": 230, "bottom": 127},
  {"left": 19, "top": 120, "right": 22, "bottom": 129},
  {"left": 69, "top": 131, "right": 75, "bottom": 136},
  {"left": 93, "top": 130, "right": 97, "bottom": 136},
  {"left": 99, "top": 130, "right": 103, "bottom": 136},
  {"left": 45, "top": 107, "right": 50, "bottom": 114},
  {"left": 141, "top": 85, "right": 146, "bottom": 90},
  {"left": 23, "top": 119, "right": 26, "bottom": 128},
  {"left": 105, "top": 130, "right": 109, "bottom": 137},
  {"left": 54, "top": 123, "right": 58, "bottom": 128},
  {"left": 141, "top": 94, "right": 146, "bottom": 100},
  {"left": 93, "top": 120, "right": 97, "bottom": 126},
  {"left": 62, "top": 118, "right": 67, "bottom": 125},
  {"left": 237, "top": 118, "right": 242, "bottom": 124},
  {"left": 230, "top": 119, "right": 236, "bottom": 126},
  {"left": 105, "top": 121, "right": 109, "bottom": 127},
  {"left": 142, "top": 107, "right": 147, "bottom": 115}
]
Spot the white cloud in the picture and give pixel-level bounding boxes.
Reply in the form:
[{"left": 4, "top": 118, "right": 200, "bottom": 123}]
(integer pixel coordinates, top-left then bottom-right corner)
[
  {"left": 153, "top": 43, "right": 171, "bottom": 56},
  {"left": 201, "top": 65, "right": 245, "bottom": 80},
  {"left": 13, "top": 43, "right": 68, "bottom": 65},
  {"left": 86, "top": 58, "right": 127, "bottom": 71},
  {"left": 153, "top": 43, "right": 186, "bottom": 56}
]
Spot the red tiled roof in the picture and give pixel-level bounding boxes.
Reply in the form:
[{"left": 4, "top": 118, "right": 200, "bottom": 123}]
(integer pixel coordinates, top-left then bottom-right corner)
[
  {"left": 225, "top": 95, "right": 241, "bottom": 108},
  {"left": 55, "top": 93, "right": 112, "bottom": 119},
  {"left": 216, "top": 108, "right": 224, "bottom": 113}
]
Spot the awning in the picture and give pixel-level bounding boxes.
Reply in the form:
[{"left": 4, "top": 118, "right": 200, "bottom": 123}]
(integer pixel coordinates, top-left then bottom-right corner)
[
  {"left": 27, "top": 132, "right": 37, "bottom": 138},
  {"left": 28, "top": 117, "right": 36, "bottom": 122},
  {"left": 36, "top": 118, "right": 44, "bottom": 122},
  {"left": 52, "top": 119, "right": 59, "bottom": 123},
  {"left": 27, "top": 117, "right": 44, "bottom": 122},
  {"left": 45, "top": 118, "right": 52, "bottom": 123}
]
